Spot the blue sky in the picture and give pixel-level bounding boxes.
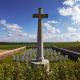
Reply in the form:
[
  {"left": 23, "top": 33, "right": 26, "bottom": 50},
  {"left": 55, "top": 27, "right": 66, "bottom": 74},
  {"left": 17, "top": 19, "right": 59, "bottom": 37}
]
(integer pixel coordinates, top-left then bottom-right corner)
[{"left": 0, "top": 0, "right": 80, "bottom": 43}]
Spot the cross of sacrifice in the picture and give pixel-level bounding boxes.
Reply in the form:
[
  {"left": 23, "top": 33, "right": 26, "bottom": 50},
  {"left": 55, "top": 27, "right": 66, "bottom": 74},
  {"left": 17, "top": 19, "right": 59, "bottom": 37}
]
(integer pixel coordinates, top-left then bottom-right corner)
[{"left": 33, "top": 8, "right": 48, "bottom": 62}]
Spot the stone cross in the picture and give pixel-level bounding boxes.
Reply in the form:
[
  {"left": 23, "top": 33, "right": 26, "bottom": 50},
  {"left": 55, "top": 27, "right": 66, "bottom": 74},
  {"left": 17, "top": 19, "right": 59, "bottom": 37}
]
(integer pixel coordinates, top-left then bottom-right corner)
[{"left": 33, "top": 8, "right": 48, "bottom": 62}]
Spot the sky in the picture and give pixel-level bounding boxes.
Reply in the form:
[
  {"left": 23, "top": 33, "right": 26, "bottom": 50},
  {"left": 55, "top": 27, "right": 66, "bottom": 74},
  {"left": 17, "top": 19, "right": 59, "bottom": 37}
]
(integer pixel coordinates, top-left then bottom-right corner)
[{"left": 0, "top": 0, "right": 80, "bottom": 43}]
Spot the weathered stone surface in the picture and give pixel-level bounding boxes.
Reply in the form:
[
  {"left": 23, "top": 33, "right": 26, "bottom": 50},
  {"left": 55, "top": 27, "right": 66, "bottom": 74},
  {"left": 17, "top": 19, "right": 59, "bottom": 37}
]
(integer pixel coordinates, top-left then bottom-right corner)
[
  {"left": 25, "top": 56, "right": 28, "bottom": 62},
  {"left": 16, "top": 56, "right": 19, "bottom": 62},
  {"left": 31, "top": 59, "right": 50, "bottom": 72},
  {"left": 55, "top": 56, "right": 59, "bottom": 62},
  {"left": 33, "top": 8, "right": 48, "bottom": 62},
  {"left": 65, "top": 55, "right": 68, "bottom": 61},
  {"left": 58, "top": 51, "right": 61, "bottom": 56},
  {"left": 12, "top": 55, "right": 15, "bottom": 61},
  {"left": 31, "top": 8, "right": 49, "bottom": 72},
  {"left": 51, "top": 56, "right": 54, "bottom": 62},
  {"left": 60, "top": 55, "right": 63, "bottom": 61},
  {"left": 21, "top": 56, "right": 24, "bottom": 62}
]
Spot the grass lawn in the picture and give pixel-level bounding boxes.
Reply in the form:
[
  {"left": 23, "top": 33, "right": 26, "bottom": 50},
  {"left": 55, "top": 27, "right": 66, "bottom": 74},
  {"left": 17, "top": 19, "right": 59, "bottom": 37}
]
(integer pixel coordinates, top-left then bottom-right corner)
[{"left": 0, "top": 48, "right": 77, "bottom": 69}]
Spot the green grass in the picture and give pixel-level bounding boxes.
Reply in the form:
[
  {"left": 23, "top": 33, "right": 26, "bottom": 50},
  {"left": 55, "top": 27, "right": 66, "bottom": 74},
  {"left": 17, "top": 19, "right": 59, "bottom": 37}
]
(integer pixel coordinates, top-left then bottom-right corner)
[
  {"left": 0, "top": 42, "right": 80, "bottom": 49},
  {"left": 0, "top": 48, "right": 77, "bottom": 69},
  {"left": 0, "top": 42, "right": 79, "bottom": 69}
]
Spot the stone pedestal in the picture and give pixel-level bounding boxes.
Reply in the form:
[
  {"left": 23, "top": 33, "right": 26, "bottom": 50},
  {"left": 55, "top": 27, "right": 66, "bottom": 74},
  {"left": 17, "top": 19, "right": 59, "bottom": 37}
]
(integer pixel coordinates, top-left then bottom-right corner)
[{"left": 31, "top": 59, "right": 50, "bottom": 72}]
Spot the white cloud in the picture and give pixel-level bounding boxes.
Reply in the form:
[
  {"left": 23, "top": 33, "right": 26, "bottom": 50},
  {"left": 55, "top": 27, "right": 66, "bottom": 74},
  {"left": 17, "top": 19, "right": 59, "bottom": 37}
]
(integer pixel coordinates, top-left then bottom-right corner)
[
  {"left": 2, "top": 24, "right": 23, "bottom": 31},
  {"left": 51, "top": 20, "right": 58, "bottom": 23},
  {"left": 0, "top": 19, "right": 79, "bottom": 42},
  {"left": 0, "top": 20, "right": 6, "bottom": 24},
  {"left": 47, "top": 20, "right": 58, "bottom": 23},
  {"left": 68, "top": 26, "right": 76, "bottom": 32},
  {"left": 0, "top": 32, "right": 80, "bottom": 42},
  {"left": 56, "top": 29, "right": 60, "bottom": 33},
  {"left": 47, "top": 20, "right": 61, "bottom": 24},
  {"left": 58, "top": 7, "right": 75, "bottom": 16},
  {"left": 58, "top": 0, "right": 80, "bottom": 28},
  {"left": 8, "top": 34, "right": 18, "bottom": 37},
  {"left": 0, "top": 20, "right": 28, "bottom": 37},
  {"left": 71, "top": 14, "right": 80, "bottom": 25},
  {"left": 43, "top": 22, "right": 60, "bottom": 33},
  {"left": 47, "top": 21, "right": 50, "bottom": 23},
  {"left": 63, "top": 0, "right": 76, "bottom": 7}
]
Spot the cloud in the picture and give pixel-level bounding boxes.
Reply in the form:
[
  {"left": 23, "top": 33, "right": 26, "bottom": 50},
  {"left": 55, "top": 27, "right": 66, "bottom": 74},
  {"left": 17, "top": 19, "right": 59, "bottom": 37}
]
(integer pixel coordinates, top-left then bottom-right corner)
[
  {"left": 47, "top": 20, "right": 61, "bottom": 24},
  {"left": 63, "top": 0, "right": 76, "bottom": 7},
  {"left": 47, "top": 21, "right": 50, "bottom": 23},
  {"left": 2, "top": 24, "right": 23, "bottom": 31},
  {"left": 58, "top": 0, "right": 80, "bottom": 28},
  {"left": 0, "top": 32, "right": 80, "bottom": 42},
  {"left": 0, "top": 20, "right": 6, "bottom": 24},
  {"left": 0, "top": 29, "right": 77, "bottom": 42},
  {"left": 56, "top": 29, "right": 60, "bottom": 33},
  {"left": 8, "top": 34, "right": 18, "bottom": 37},
  {"left": 51, "top": 20, "right": 58, "bottom": 23},
  {"left": 43, "top": 22, "right": 60, "bottom": 33},
  {"left": 58, "top": 7, "right": 75, "bottom": 16},
  {"left": 0, "top": 20, "right": 28, "bottom": 37},
  {"left": 68, "top": 26, "right": 76, "bottom": 32},
  {"left": 47, "top": 20, "right": 58, "bottom": 23}
]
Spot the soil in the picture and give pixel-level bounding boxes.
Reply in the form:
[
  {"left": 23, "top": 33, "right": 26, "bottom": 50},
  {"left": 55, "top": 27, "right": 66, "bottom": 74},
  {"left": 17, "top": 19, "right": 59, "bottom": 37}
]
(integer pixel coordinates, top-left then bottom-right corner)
[
  {"left": 62, "top": 46, "right": 80, "bottom": 53},
  {"left": 0, "top": 49, "right": 11, "bottom": 53}
]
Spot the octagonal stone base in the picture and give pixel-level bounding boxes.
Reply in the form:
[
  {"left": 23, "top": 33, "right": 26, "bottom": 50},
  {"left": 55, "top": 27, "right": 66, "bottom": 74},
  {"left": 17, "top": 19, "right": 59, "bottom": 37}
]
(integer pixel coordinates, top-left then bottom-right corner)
[{"left": 31, "top": 59, "right": 50, "bottom": 72}]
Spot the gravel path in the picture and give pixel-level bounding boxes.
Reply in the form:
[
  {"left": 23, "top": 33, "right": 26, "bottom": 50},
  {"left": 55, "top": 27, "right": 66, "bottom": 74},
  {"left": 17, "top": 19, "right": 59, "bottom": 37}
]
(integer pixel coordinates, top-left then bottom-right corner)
[{"left": 62, "top": 46, "right": 80, "bottom": 53}]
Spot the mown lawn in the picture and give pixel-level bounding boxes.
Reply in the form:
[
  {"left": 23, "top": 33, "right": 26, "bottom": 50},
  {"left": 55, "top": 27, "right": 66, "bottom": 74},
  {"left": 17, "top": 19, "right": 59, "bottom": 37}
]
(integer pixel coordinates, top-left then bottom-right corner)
[{"left": 0, "top": 48, "right": 77, "bottom": 69}]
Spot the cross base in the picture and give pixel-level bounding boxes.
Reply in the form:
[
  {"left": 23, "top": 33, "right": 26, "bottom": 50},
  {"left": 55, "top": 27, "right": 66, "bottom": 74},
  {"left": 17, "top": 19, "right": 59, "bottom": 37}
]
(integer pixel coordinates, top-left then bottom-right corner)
[
  {"left": 36, "top": 57, "right": 44, "bottom": 62},
  {"left": 31, "top": 59, "right": 50, "bottom": 72}
]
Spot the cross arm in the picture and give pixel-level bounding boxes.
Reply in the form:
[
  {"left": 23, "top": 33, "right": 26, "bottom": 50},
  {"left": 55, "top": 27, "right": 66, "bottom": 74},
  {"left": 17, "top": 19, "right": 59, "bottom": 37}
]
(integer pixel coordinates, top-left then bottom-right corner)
[
  {"left": 42, "top": 14, "right": 48, "bottom": 18},
  {"left": 33, "top": 14, "right": 39, "bottom": 18}
]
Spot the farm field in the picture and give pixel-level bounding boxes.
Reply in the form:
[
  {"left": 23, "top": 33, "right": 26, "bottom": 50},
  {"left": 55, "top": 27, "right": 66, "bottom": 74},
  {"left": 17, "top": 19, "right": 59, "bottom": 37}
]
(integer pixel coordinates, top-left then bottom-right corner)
[
  {"left": 63, "top": 45, "right": 80, "bottom": 53},
  {"left": 0, "top": 42, "right": 80, "bottom": 50}
]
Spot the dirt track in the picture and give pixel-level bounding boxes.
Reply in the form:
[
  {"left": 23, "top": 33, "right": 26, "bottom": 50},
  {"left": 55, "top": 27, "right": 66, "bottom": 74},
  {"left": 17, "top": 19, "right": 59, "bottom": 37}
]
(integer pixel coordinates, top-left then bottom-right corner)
[
  {"left": 0, "top": 49, "right": 11, "bottom": 53},
  {"left": 62, "top": 46, "right": 80, "bottom": 53}
]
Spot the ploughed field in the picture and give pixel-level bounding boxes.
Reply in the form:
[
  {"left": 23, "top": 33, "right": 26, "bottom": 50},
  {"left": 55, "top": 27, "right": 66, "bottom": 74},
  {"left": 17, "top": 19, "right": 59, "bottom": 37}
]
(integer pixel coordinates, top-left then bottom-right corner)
[{"left": 63, "top": 45, "right": 80, "bottom": 53}]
